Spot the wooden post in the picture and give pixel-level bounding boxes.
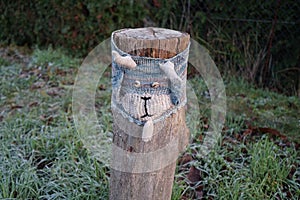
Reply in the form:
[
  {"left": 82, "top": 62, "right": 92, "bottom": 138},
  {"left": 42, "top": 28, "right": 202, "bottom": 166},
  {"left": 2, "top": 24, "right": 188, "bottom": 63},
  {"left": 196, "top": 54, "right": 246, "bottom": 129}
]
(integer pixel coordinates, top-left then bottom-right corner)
[{"left": 110, "top": 28, "right": 190, "bottom": 200}]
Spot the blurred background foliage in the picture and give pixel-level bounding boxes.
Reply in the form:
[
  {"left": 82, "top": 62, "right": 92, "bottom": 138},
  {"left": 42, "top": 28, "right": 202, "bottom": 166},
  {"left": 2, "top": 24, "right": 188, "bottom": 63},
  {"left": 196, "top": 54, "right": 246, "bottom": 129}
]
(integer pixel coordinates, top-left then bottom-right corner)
[{"left": 0, "top": 0, "right": 299, "bottom": 96}]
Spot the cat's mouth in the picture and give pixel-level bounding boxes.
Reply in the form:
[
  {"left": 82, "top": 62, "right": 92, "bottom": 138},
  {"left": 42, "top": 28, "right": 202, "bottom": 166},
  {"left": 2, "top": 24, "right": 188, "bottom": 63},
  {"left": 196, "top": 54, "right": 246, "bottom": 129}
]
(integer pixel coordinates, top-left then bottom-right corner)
[
  {"left": 140, "top": 96, "right": 154, "bottom": 118},
  {"left": 121, "top": 93, "right": 173, "bottom": 122}
]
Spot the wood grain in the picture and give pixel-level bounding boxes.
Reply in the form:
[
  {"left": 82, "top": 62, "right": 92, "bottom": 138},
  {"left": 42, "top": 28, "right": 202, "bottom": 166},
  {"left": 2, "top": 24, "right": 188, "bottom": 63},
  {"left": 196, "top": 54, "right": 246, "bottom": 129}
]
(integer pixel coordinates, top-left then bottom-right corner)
[{"left": 110, "top": 27, "right": 190, "bottom": 200}]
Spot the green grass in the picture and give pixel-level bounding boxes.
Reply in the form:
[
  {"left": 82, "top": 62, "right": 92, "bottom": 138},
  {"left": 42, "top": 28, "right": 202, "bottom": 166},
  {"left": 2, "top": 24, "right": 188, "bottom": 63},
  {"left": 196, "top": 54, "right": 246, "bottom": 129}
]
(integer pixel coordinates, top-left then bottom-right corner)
[
  {"left": 173, "top": 75, "right": 299, "bottom": 199},
  {"left": 225, "top": 77, "right": 300, "bottom": 142},
  {"left": 217, "top": 137, "right": 298, "bottom": 199},
  {"left": 0, "top": 47, "right": 109, "bottom": 199},
  {"left": 0, "top": 47, "right": 299, "bottom": 199}
]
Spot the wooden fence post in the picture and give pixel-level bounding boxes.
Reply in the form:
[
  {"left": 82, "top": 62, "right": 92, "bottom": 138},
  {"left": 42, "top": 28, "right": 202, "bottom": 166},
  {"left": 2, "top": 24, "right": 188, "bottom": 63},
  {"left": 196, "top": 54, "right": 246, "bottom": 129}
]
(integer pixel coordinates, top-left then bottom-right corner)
[{"left": 109, "top": 27, "right": 190, "bottom": 200}]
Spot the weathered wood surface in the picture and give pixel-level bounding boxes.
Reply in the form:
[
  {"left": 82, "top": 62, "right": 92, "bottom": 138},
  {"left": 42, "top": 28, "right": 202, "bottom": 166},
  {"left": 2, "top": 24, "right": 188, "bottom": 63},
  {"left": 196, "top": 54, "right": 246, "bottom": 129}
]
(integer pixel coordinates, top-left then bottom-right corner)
[
  {"left": 110, "top": 27, "right": 190, "bottom": 200},
  {"left": 113, "top": 27, "right": 189, "bottom": 58}
]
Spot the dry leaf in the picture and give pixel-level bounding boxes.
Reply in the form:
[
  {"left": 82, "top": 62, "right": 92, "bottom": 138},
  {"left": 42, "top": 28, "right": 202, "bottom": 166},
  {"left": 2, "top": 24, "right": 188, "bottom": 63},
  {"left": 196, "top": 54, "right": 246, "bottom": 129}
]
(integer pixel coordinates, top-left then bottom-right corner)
[{"left": 187, "top": 166, "right": 201, "bottom": 183}]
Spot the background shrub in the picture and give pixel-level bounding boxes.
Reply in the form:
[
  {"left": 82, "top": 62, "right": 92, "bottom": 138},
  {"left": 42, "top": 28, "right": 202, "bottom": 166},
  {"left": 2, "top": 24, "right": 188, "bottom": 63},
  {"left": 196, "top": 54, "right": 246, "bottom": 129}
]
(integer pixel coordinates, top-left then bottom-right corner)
[
  {"left": 0, "top": 0, "right": 299, "bottom": 96},
  {"left": 0, "top": 0, "right": 145, "bottom": 55}
]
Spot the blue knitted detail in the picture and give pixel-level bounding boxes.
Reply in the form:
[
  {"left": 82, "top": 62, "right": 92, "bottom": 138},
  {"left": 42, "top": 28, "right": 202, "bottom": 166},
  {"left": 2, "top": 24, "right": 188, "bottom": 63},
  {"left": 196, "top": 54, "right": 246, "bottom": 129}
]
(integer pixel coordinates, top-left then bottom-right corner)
[{"left": 111, "top": 34, "right": 189, "bottom": 125}]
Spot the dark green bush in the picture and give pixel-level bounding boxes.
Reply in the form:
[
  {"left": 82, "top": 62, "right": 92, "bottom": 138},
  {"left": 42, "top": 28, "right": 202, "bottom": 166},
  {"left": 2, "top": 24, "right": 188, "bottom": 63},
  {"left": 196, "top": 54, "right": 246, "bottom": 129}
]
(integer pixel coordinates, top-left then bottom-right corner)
[
  {"left": 148, "top": 0, "right": 299, "bottom": 95},
  {"left": 0, "top": 0, "right": 146, "bottom": 56},
  {"left": 1, "top": 0, "right": 299, "bottom": 95}
]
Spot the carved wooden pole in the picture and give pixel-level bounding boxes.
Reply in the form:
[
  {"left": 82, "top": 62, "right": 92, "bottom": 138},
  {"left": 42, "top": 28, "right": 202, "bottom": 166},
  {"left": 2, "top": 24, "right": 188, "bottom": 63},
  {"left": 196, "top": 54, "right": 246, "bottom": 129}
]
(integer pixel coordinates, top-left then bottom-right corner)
[{"left": 110, "top": 28, "right": 190, "bottom": 200}]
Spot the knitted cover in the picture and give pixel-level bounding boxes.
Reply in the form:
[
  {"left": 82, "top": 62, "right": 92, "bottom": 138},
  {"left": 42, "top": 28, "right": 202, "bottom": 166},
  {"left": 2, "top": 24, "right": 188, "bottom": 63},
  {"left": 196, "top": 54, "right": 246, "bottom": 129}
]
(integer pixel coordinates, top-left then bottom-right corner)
[{"left": 111, "top": 36, "right": 189, "bottom": 127}]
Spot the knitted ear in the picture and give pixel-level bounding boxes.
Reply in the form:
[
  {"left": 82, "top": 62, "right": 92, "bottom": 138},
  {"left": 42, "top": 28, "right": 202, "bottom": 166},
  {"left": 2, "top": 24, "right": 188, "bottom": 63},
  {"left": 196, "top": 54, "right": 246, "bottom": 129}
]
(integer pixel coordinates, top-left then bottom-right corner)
[
  {"left": 112, "top": 50, "right": 137, "bottom": 69},
  {"left": 159, "top": 61, "right": 183, "bottom": 105},
  {"left": 142, "top": 118, "right": 153, "bottom": 142}
]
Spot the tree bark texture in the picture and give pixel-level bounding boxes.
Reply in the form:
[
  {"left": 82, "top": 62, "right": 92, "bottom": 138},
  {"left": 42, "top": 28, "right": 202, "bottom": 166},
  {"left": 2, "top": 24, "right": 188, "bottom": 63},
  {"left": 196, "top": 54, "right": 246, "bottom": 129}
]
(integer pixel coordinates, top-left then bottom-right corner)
[{"left": 109, "top": 27, "right": 190, "bottom": 200}]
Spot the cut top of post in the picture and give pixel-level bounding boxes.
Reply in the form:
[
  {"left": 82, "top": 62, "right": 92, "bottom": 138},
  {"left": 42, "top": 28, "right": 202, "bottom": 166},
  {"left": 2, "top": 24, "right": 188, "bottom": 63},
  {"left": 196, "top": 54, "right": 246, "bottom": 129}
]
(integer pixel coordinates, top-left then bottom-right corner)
[{"left": 112, "top": 27, "right": 190, "bottom": 59}]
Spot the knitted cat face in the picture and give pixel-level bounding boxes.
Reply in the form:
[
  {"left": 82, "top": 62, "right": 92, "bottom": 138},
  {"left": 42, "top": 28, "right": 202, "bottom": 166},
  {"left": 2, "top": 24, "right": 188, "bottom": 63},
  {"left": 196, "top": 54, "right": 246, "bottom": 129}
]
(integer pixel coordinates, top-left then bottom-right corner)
[
  {"left": 111, "top": 51, "right": 188, "bottom": 125},
  {"left": 111, "top": 42, "right": 189, "bottom": 142}
]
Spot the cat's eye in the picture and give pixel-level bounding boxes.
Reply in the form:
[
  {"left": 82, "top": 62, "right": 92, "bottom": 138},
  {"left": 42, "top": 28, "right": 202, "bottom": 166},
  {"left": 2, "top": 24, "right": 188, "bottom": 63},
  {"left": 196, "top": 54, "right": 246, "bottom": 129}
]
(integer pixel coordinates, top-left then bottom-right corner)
[
  {"left": 151, "top": 82, "right": 160, "bottom": 88},
  {"left": 134, "top": 80, "right": 141, "bottom": 87}
]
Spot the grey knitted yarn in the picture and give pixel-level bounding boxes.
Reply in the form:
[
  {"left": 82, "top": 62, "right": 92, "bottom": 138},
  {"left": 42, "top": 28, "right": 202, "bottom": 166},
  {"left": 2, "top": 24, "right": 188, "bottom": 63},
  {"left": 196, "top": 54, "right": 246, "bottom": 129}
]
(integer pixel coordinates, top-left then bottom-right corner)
[{"left": 111, "top": 36, "right": 189, "bottom": 127}]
